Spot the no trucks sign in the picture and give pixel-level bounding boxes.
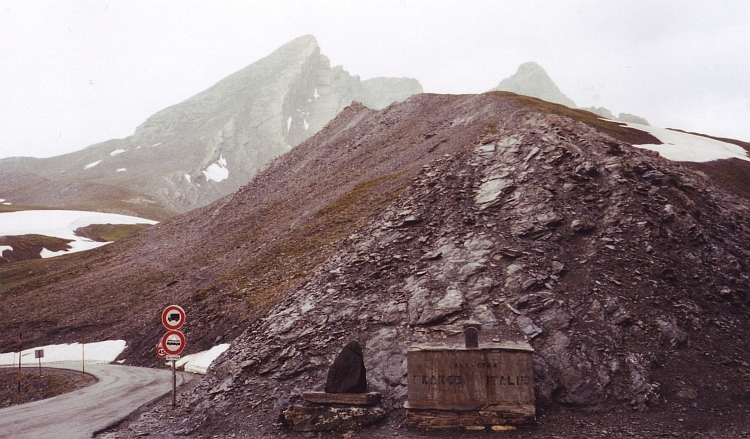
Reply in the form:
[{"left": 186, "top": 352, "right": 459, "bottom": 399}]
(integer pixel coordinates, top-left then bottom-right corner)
[{"left": 162, "top": 305, "right": 186, "bottom": 330}]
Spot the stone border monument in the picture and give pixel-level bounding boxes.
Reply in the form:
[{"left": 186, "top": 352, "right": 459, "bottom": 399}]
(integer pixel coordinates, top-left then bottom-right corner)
[{"left": 405, "top": 325, "right": 536, "bottom": 429}]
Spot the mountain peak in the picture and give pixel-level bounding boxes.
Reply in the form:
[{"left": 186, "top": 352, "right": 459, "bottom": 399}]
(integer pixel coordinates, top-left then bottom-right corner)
[{"left": 492, "top": 62, "right": 577, "bottom": 108}]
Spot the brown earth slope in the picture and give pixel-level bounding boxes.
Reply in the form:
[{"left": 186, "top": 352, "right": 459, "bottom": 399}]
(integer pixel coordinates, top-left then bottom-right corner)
[{"left": 2, "top": 92, "right": 749, "bottom": 437}]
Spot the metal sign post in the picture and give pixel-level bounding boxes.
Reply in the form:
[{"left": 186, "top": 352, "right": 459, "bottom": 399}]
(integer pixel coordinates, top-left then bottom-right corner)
[
  {"left": 161, "top": 305, "right": 186, "bottom": 409},
  {"left": 172, "top": 359, "right": 176, "bottom": 407},
  {"left": 35, "top": 349, "right": 44, "bottom": 377},
  {"left": 17, "top": 333, "right": 22, "bottom": 405}
]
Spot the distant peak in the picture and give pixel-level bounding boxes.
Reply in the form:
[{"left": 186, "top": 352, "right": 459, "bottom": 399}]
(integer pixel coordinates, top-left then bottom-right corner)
[
  {"left": 492, "top": 61, "right": 577, "bottom": 108},
  {"left": 517, "top": 61, "right": 544, "bottom": 72},
  {"left": 277, "top": 34, "right": 319, "bottom": 51}
]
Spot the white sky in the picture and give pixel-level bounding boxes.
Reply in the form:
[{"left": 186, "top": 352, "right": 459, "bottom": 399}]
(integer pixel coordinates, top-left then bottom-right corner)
[{"left": 1, "top": 1, "right": 748, "bottom": 159}]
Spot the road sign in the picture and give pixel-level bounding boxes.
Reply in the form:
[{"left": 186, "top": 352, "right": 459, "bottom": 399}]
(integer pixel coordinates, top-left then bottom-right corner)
[
  {"left": 161, "top": 330, "right": 186, "bottom": 356},
  {"left": 166, "top": 354, "right": 181, "bottom": 361},
  {"left": 34, "top": 349, "right": 44, "bottom": 359},
  {"left": 162, "top": 305, "right": 186, "bottom": 330},
  {"left": 156, "top": 341, "right": 166, "bottom": 359}
]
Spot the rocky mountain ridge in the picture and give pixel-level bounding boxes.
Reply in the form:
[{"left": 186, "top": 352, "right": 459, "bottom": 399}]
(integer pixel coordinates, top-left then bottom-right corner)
[
  {"left": 18, "top": 91, "right": 743, "bottom": 437},
  {"left": 0, "top": 35, "right": 422, "bottom": 214},
  {"left": 493, "top": 62, "right": 651, "bottom": 126},
  {"left": 179, "top": 93, "right": 748, "bottom": 438}
]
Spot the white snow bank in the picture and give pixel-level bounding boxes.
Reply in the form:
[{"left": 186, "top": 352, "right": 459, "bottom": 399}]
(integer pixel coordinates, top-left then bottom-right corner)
[
  {"left": 0, "top": 245, "right": 12, "bottom": 254},
  {"left": 174, "top": 344, "right": 230, "bottom": 374},
  {"left": 622, "top": 122, "right": 750, "bottom": 163},
  {"left": 116, "top": 168, "right": 126, "bottom": 172},
  {"left": 0, "top": 210, "right": 157, "bottom": 258},
  {"left": 202, "top": 155, "right": 229, "bottom": 183},
  {"left": 84, "top": 160, "right": 102, "bottom": 169},
  {"left": 0, "top": 340, "right": 126, "bottom": 366},
  {"left": 110, "top": 149, "right": 126, "bottom": 156}
]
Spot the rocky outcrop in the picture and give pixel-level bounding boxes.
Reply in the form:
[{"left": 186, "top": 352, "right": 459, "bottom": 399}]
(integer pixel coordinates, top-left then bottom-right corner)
[
  {"left": 0, "top": 35, "right": 422, "bottom": 213},
  {"left": 582, "top": 106, "right": 651, "bottom": 126},
  {"left": 492, "top": 62, "right": 577, "bottom": 108},
  {"left": 159, "top": 93, "right": 747, "bottom": 436},
  {"left": 4, "top": 92, "right": 748, "bottom": 437}
]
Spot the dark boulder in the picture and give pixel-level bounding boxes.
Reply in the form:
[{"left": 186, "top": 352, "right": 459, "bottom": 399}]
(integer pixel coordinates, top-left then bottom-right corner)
[{"left": 324, "top": 341, "right": 367, "bottom": 393}]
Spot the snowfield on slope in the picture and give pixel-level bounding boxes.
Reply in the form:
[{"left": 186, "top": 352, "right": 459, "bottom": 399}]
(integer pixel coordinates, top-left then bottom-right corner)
[
  {"left": 623, "top": 121, "right": 750, "bottom": 162},
  {"left": 0, "top": 210, "right": 157, "bottom": 258},
  {"left": 0, "top": 340, "right": 228, "bottom": 374},
  {"left": 0, "top": 340, "right": 127, "bottom": 366}
]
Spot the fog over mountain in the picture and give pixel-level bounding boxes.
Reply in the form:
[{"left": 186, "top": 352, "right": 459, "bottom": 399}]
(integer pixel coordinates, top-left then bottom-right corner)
[{"left": 0, "top": 35, "right": 421, "bottom": 213}]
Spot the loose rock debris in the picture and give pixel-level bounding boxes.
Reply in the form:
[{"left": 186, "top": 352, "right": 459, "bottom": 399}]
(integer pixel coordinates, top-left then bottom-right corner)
[{"left": 99, "top": 93, "right": 749, "bottom": 437}]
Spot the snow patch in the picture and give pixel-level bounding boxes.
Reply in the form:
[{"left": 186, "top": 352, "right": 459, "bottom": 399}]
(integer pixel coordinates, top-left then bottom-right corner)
[
  {"left": 110, "top": 149, "right": 126, "bottom": 156},
  {"left": 84, "top": 160, "right": 102, "bottom": 169},
  {"left": 184, "top": 174, "right": 192, "bottom": 183},
  {"left": 202, "top": 155, "right": 229, "bottom": 182},
  {"left": 287, "top": 116, "right": 292, "bottom": 131},
  {"left": 116, "top": 168, "right": 126, "bottom": 172},
  {"left": 622, "top": 122, "right": 750, "bottom": 163},
  {"left": 314, "top": 88, "right": 320, "bottom": 99},
  {"left": 0, "top": 245, "right": 12, "bottom": 255},
  {"left": 152, "top": 142, "right": 162, "bottom": 147},
  {"left": 0, "top": 340, "right": 127, "bottom": 366},
  {"left": 303, "top": 118, "right": 309, "bottom": 130},
  {"left": 2, "top": 202, "right": 10, "bottom": 205},
  {"left": 174, "top": 344, "right": 230, "bottom": 374},
  {"left": 0, "top": 210, "right": 157, "bottom": 259}
]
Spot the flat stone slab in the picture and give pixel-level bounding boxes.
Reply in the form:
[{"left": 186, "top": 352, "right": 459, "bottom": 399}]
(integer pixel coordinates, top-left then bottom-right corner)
[
  {"left": 406, "top": 405, "right": 535, "bottom": 429},
  {"left": 282, "top": 405, "right": 386, "bottom": 432},
  {"left": 302, "top": 391, "right": 381, "bottom": 406}
]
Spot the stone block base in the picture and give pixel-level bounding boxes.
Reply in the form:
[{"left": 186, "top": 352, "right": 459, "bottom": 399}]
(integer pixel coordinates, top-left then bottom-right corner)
[
  {"left": 282, "top": 405, "right": 386, "bottom": 432},
  {"left": 405, "top": 404, "right": 536, "bottom": 429}
]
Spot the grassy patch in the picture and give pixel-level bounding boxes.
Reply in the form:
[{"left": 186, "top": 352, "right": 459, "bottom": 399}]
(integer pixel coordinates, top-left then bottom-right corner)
[
  {"left": 492, "top": 91, "right": 662, "bottom": 145},
  {"left": 241, "top": 174, "right": 406, "bottom": 310},
  {"left": 73, "top": 223, "right": 152, "bottom": 242},
  {"left": 684, "top": 159, "right": 750, "bottom": 201}
]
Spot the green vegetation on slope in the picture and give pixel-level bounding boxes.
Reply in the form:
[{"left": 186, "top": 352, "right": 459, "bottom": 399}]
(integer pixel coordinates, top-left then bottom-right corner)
[{"left": 73, "top": 223, "right": 153, "bottom": 242}]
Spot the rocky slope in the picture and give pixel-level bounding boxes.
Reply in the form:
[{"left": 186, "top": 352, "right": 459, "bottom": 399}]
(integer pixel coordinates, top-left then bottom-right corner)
[
  {"left": 0, "top": 35, "right": 422, "bottom": 214},
  {"left": 22, "top": 92, "right": 741, "bottom": 437}
]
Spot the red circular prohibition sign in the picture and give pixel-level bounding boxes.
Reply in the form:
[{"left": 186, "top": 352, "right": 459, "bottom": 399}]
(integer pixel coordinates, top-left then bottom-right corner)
[
  {"left": 161, "top": 330, "right": 186, "bottom": 355},
  {"left": 162, "top": 305, "right": 186, "bottom": 330}
]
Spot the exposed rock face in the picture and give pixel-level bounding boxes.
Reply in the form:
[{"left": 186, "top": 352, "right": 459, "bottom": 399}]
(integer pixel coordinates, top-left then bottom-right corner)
[
  {"left": 0, "top": 35, "right": 422, "bottom": 214},
  {"left": 3, "top": 92, "right": 748, "bottom": 437},
  {"left": 161, "top": 93, "right": 745, "bottom": 437},
  {"left": 492, "top": 62, "right": 577, "bottom": 108},
  {"left": 582, "top": 106, "right": 651, "bottom": 126}
]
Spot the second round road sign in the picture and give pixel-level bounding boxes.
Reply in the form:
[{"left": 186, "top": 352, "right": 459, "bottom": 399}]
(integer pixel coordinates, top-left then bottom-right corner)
[
  {"left": 162, "top": 305, "right": 186, "bottom": 330},
  {"left": 161, "top": 330, "right": 186, "bottom": 356}
]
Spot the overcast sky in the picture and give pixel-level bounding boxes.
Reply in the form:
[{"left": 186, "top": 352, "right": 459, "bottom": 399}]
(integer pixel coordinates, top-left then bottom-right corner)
[{"left": 1, "top": 1, "right": 748, "bottom": 159}]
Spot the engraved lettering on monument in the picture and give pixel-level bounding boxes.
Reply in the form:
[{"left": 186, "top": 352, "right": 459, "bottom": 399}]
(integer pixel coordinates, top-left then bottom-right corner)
[{"left": 405, "top": 340, "right": 535, "bottom": 427}]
